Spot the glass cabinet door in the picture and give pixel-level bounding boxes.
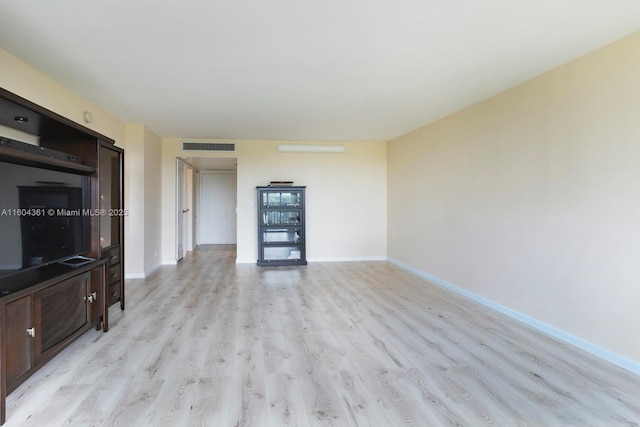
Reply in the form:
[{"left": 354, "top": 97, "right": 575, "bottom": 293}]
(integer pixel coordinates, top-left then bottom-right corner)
[
  {"left": 262, "top": 246, "right": 303, "bottom": 261},
  {"left": 261, "top": 190, "right": 302, "bottom": 207},
  {"left": 263, "top": 228, "right": 302, "bottom": 244},
  {"left": 260, "top": 210, "right": 301, "bottom": 226},
  {"left": 99, "top": 146, "right": 121, "bottom": 248}
]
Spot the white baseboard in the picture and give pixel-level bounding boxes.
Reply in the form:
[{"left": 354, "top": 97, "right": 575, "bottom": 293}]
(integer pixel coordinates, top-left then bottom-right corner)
[
  {"left": 387, "top": 258, "right": 640, "bottom": 376},
  {"left": 144, "top": 263, "right": 161, "bottom": 277},
  {"left": 235, "top": 256, "right": 387, "bottom": 264},
  {"left": 124, "top": 262, "right": 162, "bottom": 280},
  {"left": 308, "top": 256, "right": 387, "bottom": 262}
]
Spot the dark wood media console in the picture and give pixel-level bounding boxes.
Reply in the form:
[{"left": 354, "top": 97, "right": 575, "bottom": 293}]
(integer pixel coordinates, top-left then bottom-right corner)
[
  {"left": 1, "top": 260, "right": 108, "bottom": 393},
  {"left": 0, "top": 87, "right": 124, "bottom": 425}
]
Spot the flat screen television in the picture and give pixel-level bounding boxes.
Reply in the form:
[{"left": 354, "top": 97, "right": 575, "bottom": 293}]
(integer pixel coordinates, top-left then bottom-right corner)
[{"left": 0, "top": 160, "right": 91, "bottom": 279}]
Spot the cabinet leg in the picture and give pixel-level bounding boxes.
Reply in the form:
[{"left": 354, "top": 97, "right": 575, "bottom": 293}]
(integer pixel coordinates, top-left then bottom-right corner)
[
  {"left": 1, "top": 303, "right": 5, "bottom": 425},
  {"left": 1, "top": 388, "right": 5, "bottom": 425},
  {"left": 1, "top": 376, "right": 5, "bottom": 426}
]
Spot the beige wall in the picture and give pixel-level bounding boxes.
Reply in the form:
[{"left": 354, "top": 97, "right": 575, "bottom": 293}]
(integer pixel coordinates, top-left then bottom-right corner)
[
  {"left": 162, "top": 139, "right": 387, "bottom": 264},
  {"left": 143, "top": 127, "right": 163, "bottom": 273},
  {"left": 388, "top": 32, "right": 640, "bottom": 365},
  {"left": 125, "top": 124, "right": 145, "bottom": 275}
]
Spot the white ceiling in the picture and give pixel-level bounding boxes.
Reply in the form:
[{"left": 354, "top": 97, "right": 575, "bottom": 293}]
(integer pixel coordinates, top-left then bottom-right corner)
[{"left": 1, "top": 1, "right": 639, "bottom": 142}]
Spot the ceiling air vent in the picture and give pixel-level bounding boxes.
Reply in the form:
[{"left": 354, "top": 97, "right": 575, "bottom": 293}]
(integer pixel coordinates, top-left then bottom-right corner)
[{"left": 182, "top": 142, "right": 236, "bottom": 152}]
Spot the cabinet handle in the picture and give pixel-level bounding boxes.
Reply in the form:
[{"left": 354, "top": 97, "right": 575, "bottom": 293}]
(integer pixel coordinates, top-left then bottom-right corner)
[
  {"left": 85, "top": 292, "right": 98, "bottom": 303},
  {"left": 27, "top": 327, "right": 36, "bottom": 338}
]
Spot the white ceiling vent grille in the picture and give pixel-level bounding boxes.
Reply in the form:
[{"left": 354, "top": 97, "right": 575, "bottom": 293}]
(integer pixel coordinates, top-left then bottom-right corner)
[{"left": 182, "top": 142, "right": 236, "bottom": 152}]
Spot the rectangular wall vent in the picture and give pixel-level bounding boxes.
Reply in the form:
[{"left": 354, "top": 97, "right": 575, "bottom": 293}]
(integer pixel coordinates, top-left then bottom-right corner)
[{"left": 182, "top": 142, "right": 236, "bottom": 151}]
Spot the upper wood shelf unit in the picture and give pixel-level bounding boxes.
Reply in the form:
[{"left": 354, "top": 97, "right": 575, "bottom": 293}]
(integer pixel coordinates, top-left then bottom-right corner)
[
  {"left": 0, "top": 144, "right": 96, "bottom": 174},
  {"left": 0, "top": 88, "right": 114, "bottom": 142}
]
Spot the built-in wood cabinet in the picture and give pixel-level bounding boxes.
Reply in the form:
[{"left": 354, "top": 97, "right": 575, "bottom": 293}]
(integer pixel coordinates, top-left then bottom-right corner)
[
  {"left": 0, "top": 87, "right": 123, "bottom": 425},
  {"left": 2, "top": 264, "right": 106, "bottom": 393}
]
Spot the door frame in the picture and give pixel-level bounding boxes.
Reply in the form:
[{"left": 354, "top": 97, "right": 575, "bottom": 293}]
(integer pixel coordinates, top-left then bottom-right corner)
[{"left": 175, "top": 158, "right": 193, "bottom": 261}]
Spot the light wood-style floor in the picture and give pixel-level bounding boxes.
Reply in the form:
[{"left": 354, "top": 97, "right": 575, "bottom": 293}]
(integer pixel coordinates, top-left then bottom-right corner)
[{"left": 5, "top": 245, "right": 640, "bottom": 426}]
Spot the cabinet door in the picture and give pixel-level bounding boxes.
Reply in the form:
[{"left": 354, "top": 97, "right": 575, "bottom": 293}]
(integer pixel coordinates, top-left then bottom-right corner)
[
  {"left": 89, "top": 266, "right": 104, "bottom": 328},
  {"left": 5, "top": 296, "right": 33, "bottom": 388},
  {"left": 99, "top": 145, "right": 122, "bottom": 249},
  {"left": 260, "top": 190, "right": 303, "bottom": 208},
  {"left": 34, "top": 273, "right": 90, "bottom": 362}
]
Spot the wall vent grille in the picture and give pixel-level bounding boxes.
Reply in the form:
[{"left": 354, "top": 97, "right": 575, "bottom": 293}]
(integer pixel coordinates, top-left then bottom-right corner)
[{"left": 182, "top": 142, "right": 236, "bottom": 151}]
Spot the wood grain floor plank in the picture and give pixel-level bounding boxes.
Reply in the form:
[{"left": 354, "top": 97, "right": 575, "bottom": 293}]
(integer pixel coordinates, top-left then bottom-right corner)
[
  {"left": 101, "top": 380, "right": 165, "bottom": 426},
  {"left": 186, "top": 376, "right": 231, "bottom": 426},
  {"left": 61, "top": 377, "right": 132, "bottom": 426},
  {"left": 265, "top": 373, "right": 312, "bottom": 427},
  {"left": 3, "top": 244, "right": 640, "bottom": 426}
]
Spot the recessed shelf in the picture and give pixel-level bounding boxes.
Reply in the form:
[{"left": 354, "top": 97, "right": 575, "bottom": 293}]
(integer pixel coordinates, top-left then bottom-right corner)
[{"left": 0, "top": 145, "right": 95, "bottom": 174}]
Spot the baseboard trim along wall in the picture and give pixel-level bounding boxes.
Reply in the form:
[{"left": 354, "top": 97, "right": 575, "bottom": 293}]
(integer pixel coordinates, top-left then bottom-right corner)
[
  {"left": 387, "top": 258, "right": 640, "bottom": 376},
  {"left": 236, "top": 256, "right": 387, "bottom": 264},
  {"left": 308, "top": 256, "right": 387, "bottom": 262},
  {"left": 145, "top": 263, "right": 161, "bottom": 277},
  {"left": 124, "top": 263, "right": 162, "bottom": 280}
]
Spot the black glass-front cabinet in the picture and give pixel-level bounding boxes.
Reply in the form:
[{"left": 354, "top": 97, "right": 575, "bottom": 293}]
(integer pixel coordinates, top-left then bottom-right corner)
[{"left": 257, "top": 186, "right": 306, "bottom": 266}]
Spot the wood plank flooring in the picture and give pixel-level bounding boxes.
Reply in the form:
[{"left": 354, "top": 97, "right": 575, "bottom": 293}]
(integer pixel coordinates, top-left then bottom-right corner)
[{"left": 5, "top": 245, "right": 640, "bottom": 426}]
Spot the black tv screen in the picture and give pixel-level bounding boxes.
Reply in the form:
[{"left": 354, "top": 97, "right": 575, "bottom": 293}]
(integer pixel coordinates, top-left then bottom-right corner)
[{"left": 0, "top": 161, "right": 90, "bottom": 278}]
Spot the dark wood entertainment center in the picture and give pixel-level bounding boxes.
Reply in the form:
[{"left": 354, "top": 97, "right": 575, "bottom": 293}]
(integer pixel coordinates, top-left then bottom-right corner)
[{"left": 0, "top": 87, "right": 124, "bottom": 425}]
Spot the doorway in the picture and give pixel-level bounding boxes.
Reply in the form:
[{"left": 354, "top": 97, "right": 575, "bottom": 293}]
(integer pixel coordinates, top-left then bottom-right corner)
[{"left": 199, "top": 171, "right": 237, "bottom": 244}]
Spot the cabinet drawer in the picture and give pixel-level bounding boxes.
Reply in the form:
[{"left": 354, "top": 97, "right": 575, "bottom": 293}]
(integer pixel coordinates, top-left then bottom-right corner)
[
  {"left": 108, "top": 264, "right": 121, "bottom": 284},
  {"left": 108, "top": 282, "right": 121, "bottom": 306},
  {"left": 102, "top": 246, "right": 120, "bottom": 266}
]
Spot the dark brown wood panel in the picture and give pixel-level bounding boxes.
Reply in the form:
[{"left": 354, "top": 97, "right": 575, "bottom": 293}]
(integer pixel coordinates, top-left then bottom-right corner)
[
  {"left": 34, "top": 273, "right": 89, "bottom": 359},
  {"left": 89, "top": 266, "right": 104, "bottom": 330},
  {"left": 4, "top": 296, "right": 33, "bottom": 387}
]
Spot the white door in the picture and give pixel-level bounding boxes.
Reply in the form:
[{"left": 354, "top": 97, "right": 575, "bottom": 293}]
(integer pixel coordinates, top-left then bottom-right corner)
[
  {"left": 199, "top": 172, "right": 237, "bottom": 244},
  {"left": 185, "top": 165, "right": 194, "bottom": 252},
  {"left": 176, "top": 159, "right": 187, "bottom": 261}
]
